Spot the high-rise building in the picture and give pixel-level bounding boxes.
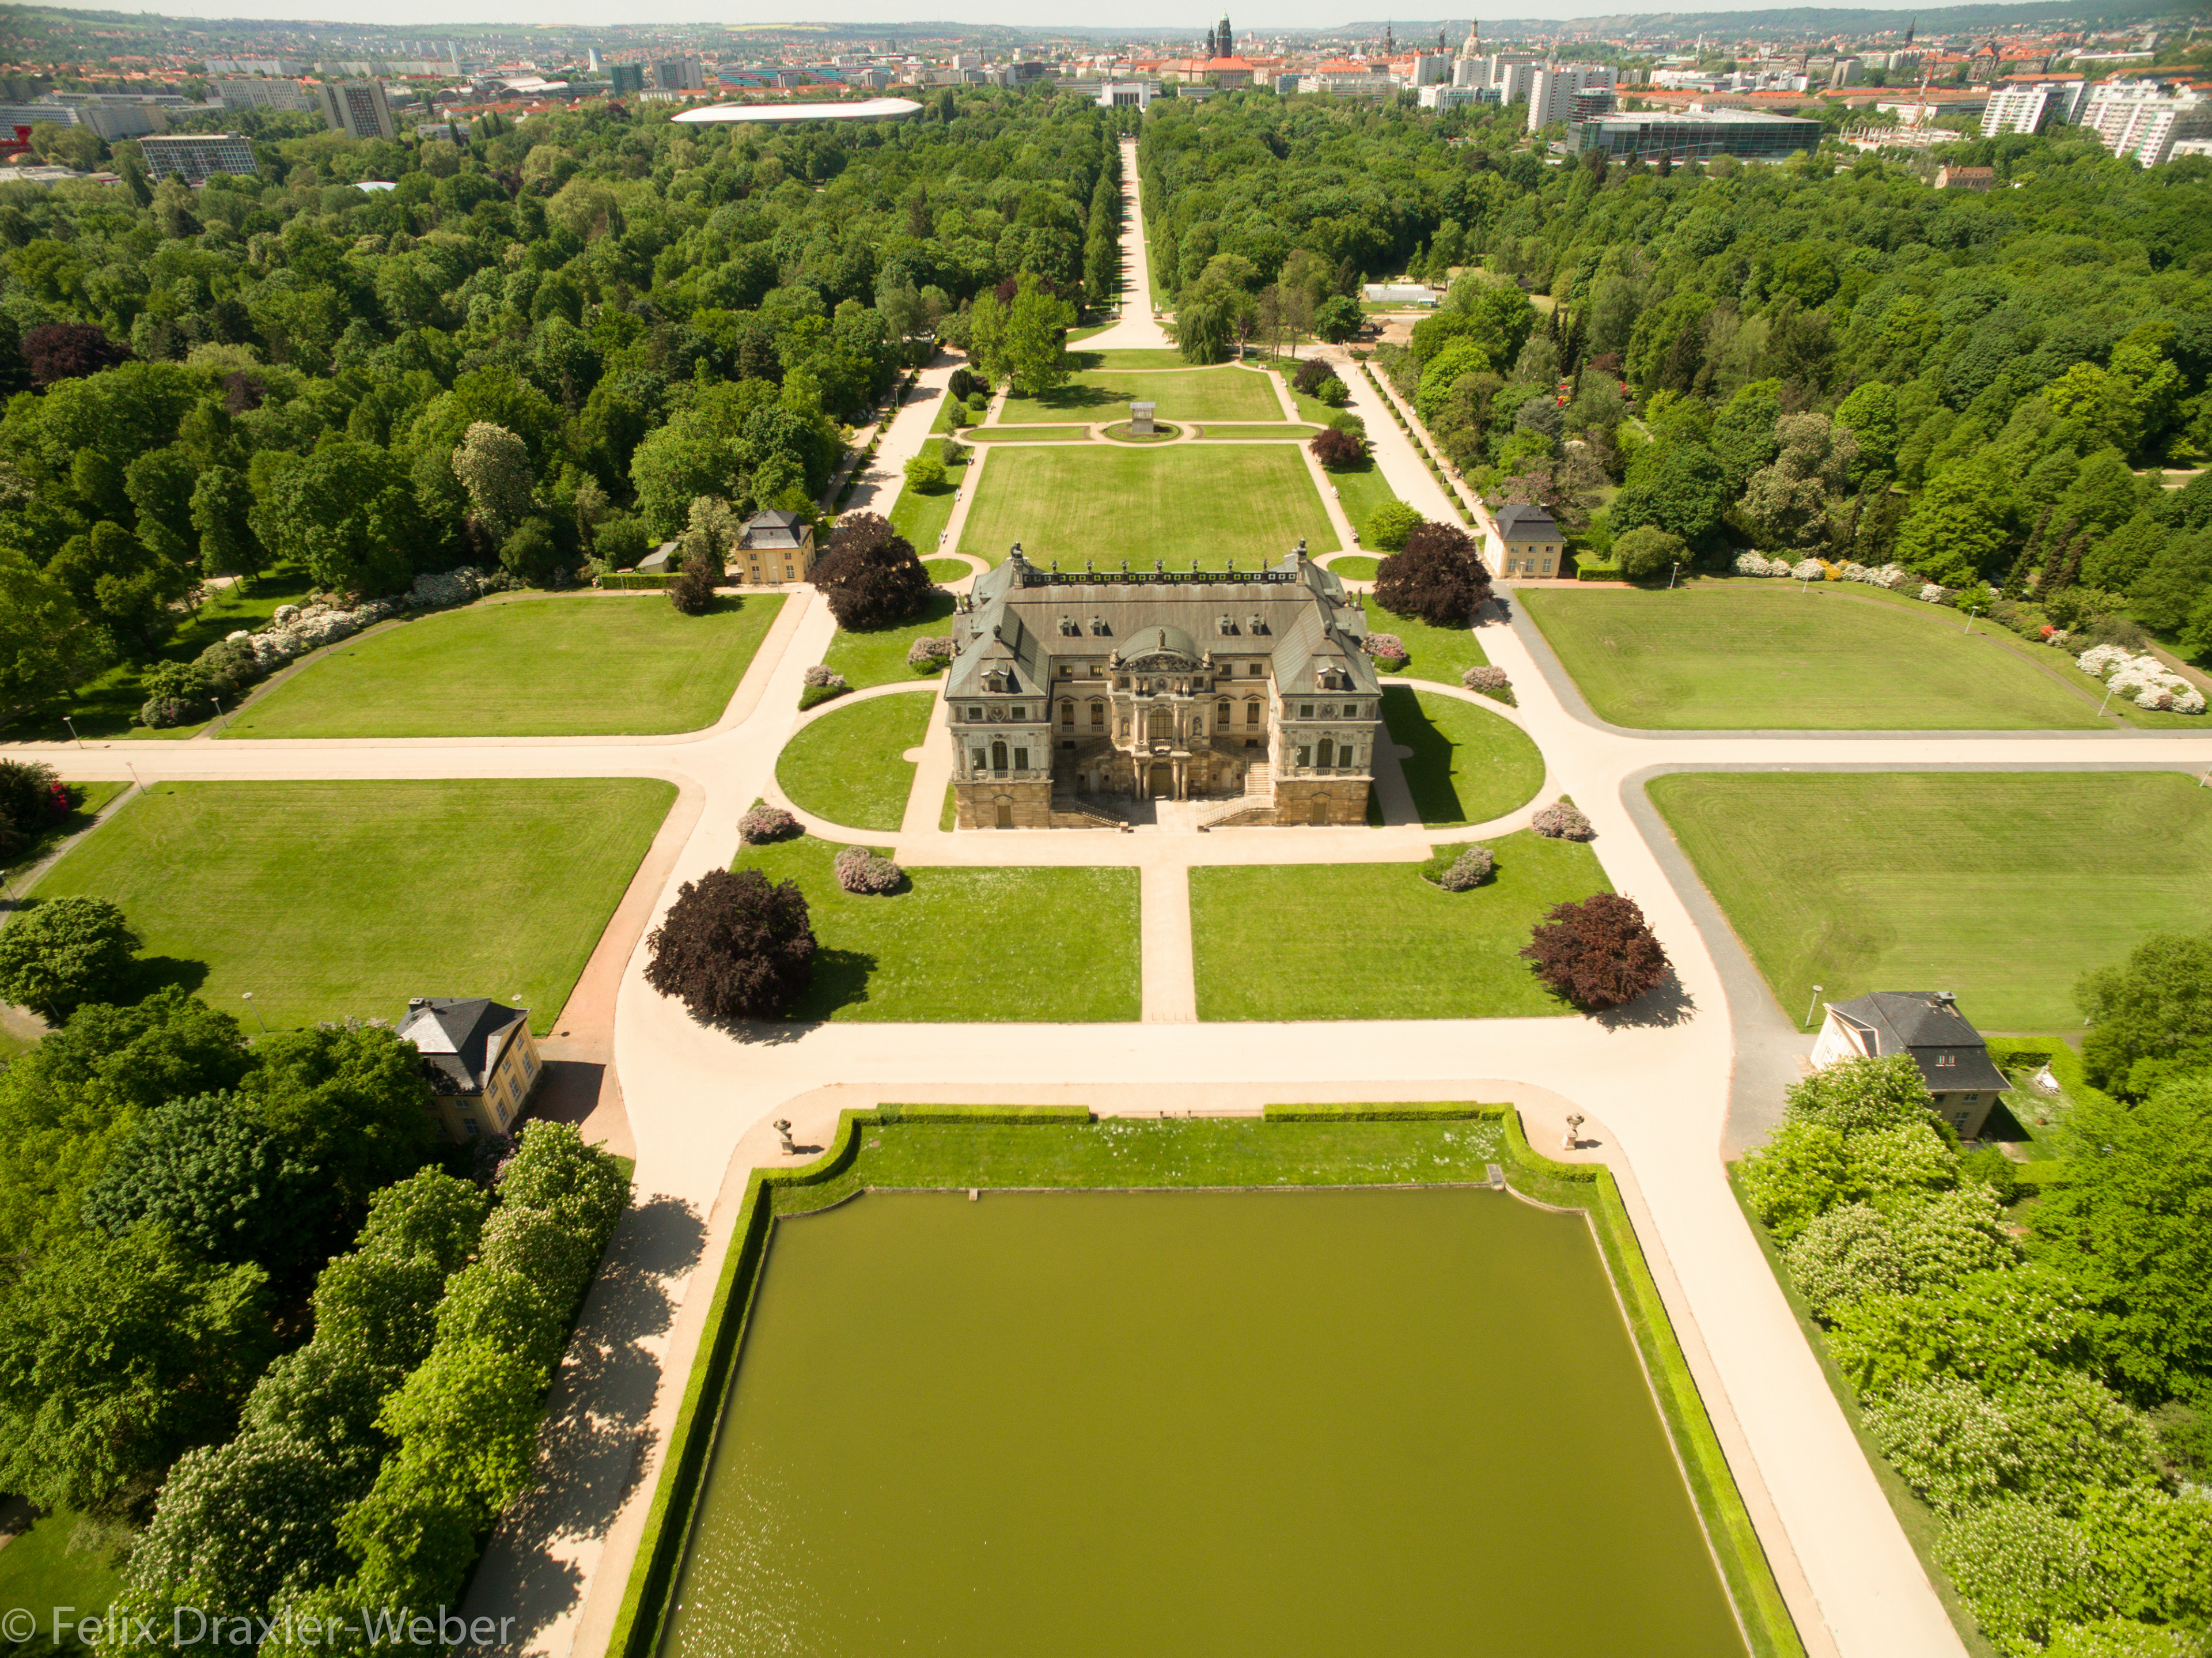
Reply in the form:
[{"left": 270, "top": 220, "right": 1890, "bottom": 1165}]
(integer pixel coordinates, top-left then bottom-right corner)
[
  {"left": 314, "top": 79, "right": 395, "bottom": 142},
  {"left": 140, "top": 131, "right": 257, "bottom": 186},
  {"left": 1526, "top": 62, "right": 1612, "bottom": 131},
  {"left": 214, "top": 78, "right": 317, "bottom": 113},
  {"left": 609, "top": 63, "right": 645, "bottom": 96},
  {"left": 587, "top": 48, "right": 603, "bottom": 72},
  {"left": 1981, "top": 81, "right": 2085, "bottom": 136},
  {"left": 2081, "top": 81, "right": 2212, "bottom": 165},
  {"left": 652, "top": 55, "right": 705, "bottom": 92}
]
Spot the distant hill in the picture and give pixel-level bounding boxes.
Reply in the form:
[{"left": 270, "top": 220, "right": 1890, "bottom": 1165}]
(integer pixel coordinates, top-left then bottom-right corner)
[{"left": 1332, "top": 0, "right": 2179, "bottom": 35}]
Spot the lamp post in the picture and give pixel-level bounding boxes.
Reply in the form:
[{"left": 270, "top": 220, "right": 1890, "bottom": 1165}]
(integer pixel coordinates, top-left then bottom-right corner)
[
  {"left": 1668, "top": 562, "right": 1679, "bottom": 590},
  {"left": 241, "top": 991, "right": 267, "bottom": 1034},
  {"left": 1962, "top": 603, "right": 1979, "bottom": 634},
  {"left": 2097, "top": 680, "right": 2117, "bottom": 718},
  {"left": 61, "top": 715, "right": 82, "bottom": 749},
  {"left": 1804, "top": 983, "right": 1824, "bottom": 1029}
]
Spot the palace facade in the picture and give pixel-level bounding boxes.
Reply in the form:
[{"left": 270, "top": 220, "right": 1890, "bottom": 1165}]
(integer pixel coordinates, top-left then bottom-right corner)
[{"left": 946, "top": 545, "right": 1382, "bottom": 828}]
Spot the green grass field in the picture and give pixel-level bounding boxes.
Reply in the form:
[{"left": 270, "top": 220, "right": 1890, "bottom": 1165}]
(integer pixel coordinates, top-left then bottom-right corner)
[
  {"left": 1192, "top": 831, "right": 1609, "bottom": 1020},
  {"left": 960, "top": 445, "right": 1339, "bottom": 567},
  {"left": 1369, "top": 605, "right": 1492, "bottom": 687},
  {"left": 889, "top": 440, "right": 968, "bottom": 554},
  {"left": 1331, "top": 460, "right": 1401, "bottom": 538},
  {"left": 1382, "top": 686, "right": 1543, "bottom": 827},
  {"left": 223, "top": 595, "right": 786, "bottom": 739},
  {"left": 822, "top": 592, "right": 959, "bottom": 688},
  {"left": 1647, "top": 771, "right": 2212, "bottom": 1031},
  {"left": 1521, "top": 586, "right": 2108, "bottom": 730},
  {"left": 0, "top": 1507, "right": 128, "bottom": 1658},
  {"left": 1194, "top": 424, "right": 1319, "bottom": 441},
  {"left": 1327, "top": 556, "right": 1380, "bottom": 581},
  {"left": 1000, "top": 369, "right": 1282, "bottom": 426},
  {"left": 963, "top": 425, "right": 1096, "bottom": 442},
  {"left": 922, "top": 558, "right": 972, "bottom": 584},
  {"left": 1076, "top": 349, "right": 1195, "bottom": 371},
  {"left": 732, "top": 835, "right": 1139, "bottom": 1021},
  {"left": 31, "top": 779, "right": 675, "bottom": 1034},
  {"left": 776, "top": 691, "right": 934, "bottom": 831},
  {"left": 3, "top": 781, "right": 130, "bottom": 883}
]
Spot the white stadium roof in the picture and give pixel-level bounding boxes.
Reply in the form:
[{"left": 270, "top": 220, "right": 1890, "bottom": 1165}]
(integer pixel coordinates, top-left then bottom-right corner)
[{"left": 672, "top": 96, "right": 922, "bottom": 126}]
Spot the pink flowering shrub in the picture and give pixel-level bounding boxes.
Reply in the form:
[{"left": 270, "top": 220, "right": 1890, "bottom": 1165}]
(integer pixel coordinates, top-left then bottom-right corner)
[
  {"left": 1434, "top": 845, "right": 1494, "bottom": 890},
  {"left": 834, "top": 845, "right": 904, "bottom": 895},
  {"left": 1531, "top": 796, "right": 1595, "bottom": 841},
  {"left": 738, "top": 800, "right": 800, "bottom": 845},
  {"left": 1365, "top": 633, "right": 1407, "bottom": 664}
]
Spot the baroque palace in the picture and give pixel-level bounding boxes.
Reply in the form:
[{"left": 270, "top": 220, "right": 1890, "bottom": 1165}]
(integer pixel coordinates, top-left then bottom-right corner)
[{"left": 946, "top": 545, "right": 1383, "bottom": 829}]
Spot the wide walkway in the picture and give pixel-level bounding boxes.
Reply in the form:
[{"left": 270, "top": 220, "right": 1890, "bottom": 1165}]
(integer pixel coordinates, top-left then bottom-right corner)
[{"left": 12, "top": 135, "right": 2211, "bottom": 1658}]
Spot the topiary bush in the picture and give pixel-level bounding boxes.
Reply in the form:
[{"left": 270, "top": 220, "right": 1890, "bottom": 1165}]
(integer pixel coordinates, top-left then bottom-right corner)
[
  {"left": 948, "top": 366, "right": 977, "bottom": 402},
  {"left": 643, "top": 868, "right": 816, "bottom": 1020},
  {"left": 1364, "top": 501, "right": 1423, "bottom": 551},
  {"left": 1363, "top": 632, "right": 1407, "bottom": 667},
  {"left": 1316, "top": 376, "right": 1350, "bottom": 407},
  {"left": 1521, "top": 892, "right": 1671, "bottom": 1012},
  {"left": 1531, "top": 797, "right": 1594, "bottom": 841},
  {"left": 737, "top": 800, "right": 800, "bottom": 845},
  {"left": 1463, "top": 665, "right": 1513, "bottom": 705},
  {"left": 833, "top": 845, "right": 904, "bottom": 896},
  {"left": 1434, "top": 845, "right": 1494, "bottom": 891},
  {"left": 1309, "top": 427, "right": 1366, "bottom": 471}
]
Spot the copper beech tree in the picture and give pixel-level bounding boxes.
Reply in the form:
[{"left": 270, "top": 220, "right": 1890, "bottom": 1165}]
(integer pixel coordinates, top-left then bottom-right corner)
[
  {"left": 644, "top": 869, "right": 816, "bottom": 1020},
  {"left": 812, "top": 513, "right": 934, "bottom": 630},
  {"left": 1521, "top": 893, "right": 1671, "bottom": 1012},
  {"left": 1373, "top": 521, "right": 1493, "bottom": 626}
]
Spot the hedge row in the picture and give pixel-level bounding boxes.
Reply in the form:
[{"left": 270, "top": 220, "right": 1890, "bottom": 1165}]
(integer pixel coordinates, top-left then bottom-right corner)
[
  {"left": 875, "top": 1103, "right": 1095, "bottom": 1123},
  {"left": 1262, "top": 1101, "right": 1489, "bottom": 1122}
]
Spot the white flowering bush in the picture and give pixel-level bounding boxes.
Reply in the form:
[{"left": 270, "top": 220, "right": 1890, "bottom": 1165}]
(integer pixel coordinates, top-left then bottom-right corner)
[
  {"left": 1790, "top": 557, "right": 1826, "bottom": 581},
  {"left": 801, "top": 664, "right": 847, "bottom": 689},
  {"left": 1739, "top": 1117, "right": 1953, "bottom": 1243},
  {"left": 1829, "top": 1263, "right": 2091, "bottom": 1399},
  {"left": 1734, "top": 551, "right": 1788, "bottom": 576},
  {"left": 1784, "top": 1053, "right": 1935, "bottom": 1133},
  {"left": 228, "top": 569, "right": 495, "bottom": 674},
  {"left": 1865, "top": 1368, "right": 2157, "bottom": 1519},
  {"left": 906, "top": 635, "right": 953, "bottom": 671},
  {"left": 1919, "top": 582, "right": 1950, "bottom": 604},
  {"left": 1784, "top": 1202, "right": 1907, "bottom": 1319},
  {"left": 1865, "top": 1373, "right": 2024, "bottom": 1513},
  {"left": 1936, "top": 1496, "right": 2097, "bottom": 1655},
  {"left": 2076, "top": 646, "right": 2206, "bottom": 714},
  {"left": 1838, "top": 561, "right": 1910, "bottom": 589},
  {"left": 2047, "top": 1619, "right": 2212, "bottom": 1658},
  {"left": 737, "top": 800, "right": 799, "bottom": 845},
  {"left": 1887, "top": 1184, "right": 2020, "bottom": 1295}
]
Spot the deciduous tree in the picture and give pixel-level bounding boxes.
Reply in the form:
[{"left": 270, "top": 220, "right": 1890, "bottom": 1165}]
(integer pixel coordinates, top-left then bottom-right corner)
[
  {"left": 813, "top": 513, "right": 932, "bottom": 630},
  {"left": 0, "top": 894, "right": 139, "bottom": 1020},
  {"left": 644, "top": 868, "right": 816, "bottom": 1021},
  {"left": 1373, "top": 520, "right": 1490, "bottom": 624},
  {"left": 1520, "top": 892, "right": 1671, "bottom": 1011}
]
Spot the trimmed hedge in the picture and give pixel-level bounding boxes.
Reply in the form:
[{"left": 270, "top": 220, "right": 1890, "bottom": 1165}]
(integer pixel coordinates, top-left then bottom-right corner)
[
  {"left": 876, "top": 1103, "right": 1096, "bottom": 1123},
  {"left": 608, "top": 1106, "right": 1808, "bottom": 1658},
  {"left": 1263, "top": 1101, "right": 1490, "bottom": 1121}
]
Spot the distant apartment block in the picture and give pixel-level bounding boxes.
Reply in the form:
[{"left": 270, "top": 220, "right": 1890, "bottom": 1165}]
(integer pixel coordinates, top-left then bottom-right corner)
[
  {"left": 214, "top": 78, "right": 318, "bottom": 113},
  {"left": 1981, "top": 80, "right": 2089, "bottom": 135},
  {"left": 608, "top": 64, "right": 646, "bottom": 96},
  {"left": 315, "top": 79, "right": 396, "bottom": 142},
  {"left": 652, "top": 55, "right": 706, "bottom": 92},
  {"left": 2081, "top": 81, "right": 2212, "bottom": 165},
  {"left": 139, "top": 131, "right": 257, "bottom": 186}
]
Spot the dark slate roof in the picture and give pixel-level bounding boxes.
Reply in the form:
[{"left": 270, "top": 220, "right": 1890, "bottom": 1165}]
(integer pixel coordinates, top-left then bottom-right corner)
[
  {"left": 1828, "top": 992, "right": 2010, "bottom": 1094},
  {"left": 1494, "top": 502, "right": 1559, "bottom": 540},
  {"left": 739, "top": 510, "right": 810, "bottom": 551},
  {"left": 396, "top": 997, "right": 528, "bottom": 1096},
  {"left": 945, "top": 554, "right": 1377, "bottom": 698}
]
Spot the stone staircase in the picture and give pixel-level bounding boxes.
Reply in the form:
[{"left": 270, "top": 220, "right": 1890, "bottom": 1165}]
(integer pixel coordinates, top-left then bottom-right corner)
[
  {"left": 1050, "top": 784, "right": 1134, "bottom": 832},
  {"left": 1199, "top": 759, "right": 1277, "bottom": 830}
]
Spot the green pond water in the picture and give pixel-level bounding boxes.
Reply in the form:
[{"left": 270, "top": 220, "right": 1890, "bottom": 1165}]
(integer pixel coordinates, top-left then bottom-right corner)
[{"left": 661, "top": 1187, "right": 1748, "bottom": 1658}]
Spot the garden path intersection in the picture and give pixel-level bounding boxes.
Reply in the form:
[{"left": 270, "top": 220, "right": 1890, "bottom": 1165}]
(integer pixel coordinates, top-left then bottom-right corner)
[{"left": 13, "top": 152, "right": 2212, "bottom": 1658}]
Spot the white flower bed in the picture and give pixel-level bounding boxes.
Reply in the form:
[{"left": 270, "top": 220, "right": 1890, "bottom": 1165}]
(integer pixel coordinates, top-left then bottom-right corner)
[
  {"left": 229, "top": 568, "right": 495, "bottom": 671},
  {"left": 2076, "top": 645, "right": 2207, "bottom": 714},
  {"left": 1733, "top": 554, "right": 1912, "bottom": 591}
]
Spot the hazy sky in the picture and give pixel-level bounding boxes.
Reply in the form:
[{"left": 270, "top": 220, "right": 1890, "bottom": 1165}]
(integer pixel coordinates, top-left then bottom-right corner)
[{"left": 145, "top": 2, "right": 1679, "bottom": 34}]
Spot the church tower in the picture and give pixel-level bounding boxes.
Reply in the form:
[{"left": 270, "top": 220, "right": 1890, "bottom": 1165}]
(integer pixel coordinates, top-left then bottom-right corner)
[
  {"left": 1453, "top": 17, "right": 1483, "bottom": 86},
  {"left": 1215, "top": 14, "right": 1232, "bottom": 58}
]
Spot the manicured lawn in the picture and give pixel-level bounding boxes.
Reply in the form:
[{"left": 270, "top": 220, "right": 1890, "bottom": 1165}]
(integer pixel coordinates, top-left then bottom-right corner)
[
  {"left": 1331, "top": 459, "right": 1402, "bottom": 538},
  {"left": 1647, "top": 771, "right": 2212, "bottom": 1031},
  {"left": 30, "top": 779, "right": 675, "bottom": 1034},
  {"left": 1191, "top": 830, "right": 1609, "bottom": 1020},
  {"left": 888, "top": 439, "right": 968, "bottom": 555},
  {"left": 1194, "top": 423, "right": 1319, "bottom": 441},
  {"left": 823, "top": 592, "right": 959, "bottom": 688},
  {"left": 960, "top": 445, "right": 1339, "bottom": 567},
  {"left": 1369, "top": 605, "right": 1493, "bottom": 686},
  {"left": 1521, "top": 585, "right": 2107, "bottom": 730},
  {"left": 1000, "top": 368, "right": 1281, "bottom": 426},
  {"left": 1075, "top": 349, "right": 1194, "bottom": 370},
  {"left": 775, "top": 691, "right": 935, "bottom": 831},
  {"left": 1328, "top": 555, "right": 1380, "bottom": 581},
  {"left": 732, "top": 835, "right": 1139, "bottom": 1021},
  {"left": 1381, "top": 685, "right": 1543, "bottom": 827},
  {"left": 223, "top": 594, "right": 786, "bottom": 739},
  {"left": 962, "top": 425, "right": 1096, "bottom": 442},
  {"left": 0, "top": 1506, "right": 128, "bottom": 1658},
  {"left": 922, "top": 558, "right": 972, "bottom": 584},
  {"left": 3, "top": 781, "right": 130, "bottom": 883}
]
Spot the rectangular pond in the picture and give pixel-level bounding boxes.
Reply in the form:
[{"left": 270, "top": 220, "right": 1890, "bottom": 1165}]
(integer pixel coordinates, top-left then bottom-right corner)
[{"left": 660, "top": 1184, "right": 1750, "bottom": 1657}]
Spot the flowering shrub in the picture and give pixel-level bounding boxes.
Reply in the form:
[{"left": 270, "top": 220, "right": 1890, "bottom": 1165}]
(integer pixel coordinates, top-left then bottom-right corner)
[
  {"left": 1783, "top": 1202, "right": 1907, "bottom": 1320},
  {"left": 1790, "top": 558, "right": 1826, "bottom": 582},
  {"left": 834, "top": 845, "right": 903, "bottom": 895},
  {"left": 1434, "top": 845, "right": 1493, "bottom": 890},
  {"left": 1734, "top": 552, "right": 1787, "bottom": 577},
  {"left": 2075, "top": 646, "right": 2205, "bottom": 714},
  {"left": 1464, "top": 665, "right": 1510, "bottom": 694},
  {"left": 1364, "top": 632, "right": 1407, "bottom": 665},
  {"left": 737, "top": 800, "right": 800, "bottom": 845},
  {"left": 1919, "top": 582, "right": 1950, "bottom": 604},
  {"left": 801, "top": 664, "right": 847, "bottom": 688},
  {"left": 1783, "top": 1053, "right": 1937, "bottom": 1133},
  {"left": 1739, "top": 1118, "right": 1955, "bottom": 1242},
  {"left": 1889, "top": 1184, "right": 2019, "bottom": 1294},
  {"left": 1839, "top": 561, "right": 1910, "bottom": 589},
  {"left": 906, "top": 635, "right": 953, "bottom": 671},
  {"left": 1828, "top": 1263, "right": 2093, "bottom": 1400},
  {"left": 1530, "top": 797, "right": 1594, "bottom": 841}
]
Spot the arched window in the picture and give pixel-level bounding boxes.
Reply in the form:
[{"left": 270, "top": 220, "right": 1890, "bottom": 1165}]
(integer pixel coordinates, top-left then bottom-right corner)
[
  {"left": 1317, "top": 736, "right": 1335, "bottom": 767},
  {"left": 991, "top": 740, "right": 1008, "bottom": 773}
]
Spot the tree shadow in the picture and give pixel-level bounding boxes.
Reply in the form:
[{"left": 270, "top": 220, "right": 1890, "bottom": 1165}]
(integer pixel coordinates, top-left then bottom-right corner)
[
  {"left": 1017, "top": 383, "right": 1125, "bottom": 416},
  {"left": 1592, "top": 968, "right": 1699, "bottom": 1031},
  {"left": 472, "top": 1195, "right": 709, "bottom": 1646},
  {"left": 132, "top": 954, "right": 211, "bottom": 999},
  {"left": 796, "top": 947, "right": 877, "bottom": 1017}
]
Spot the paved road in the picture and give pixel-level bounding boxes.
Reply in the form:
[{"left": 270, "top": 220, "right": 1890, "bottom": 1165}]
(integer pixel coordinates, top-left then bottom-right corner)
[{"left": 13, "top": 133, "right": 2212, "bottom": 1658}]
